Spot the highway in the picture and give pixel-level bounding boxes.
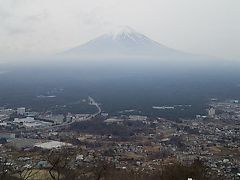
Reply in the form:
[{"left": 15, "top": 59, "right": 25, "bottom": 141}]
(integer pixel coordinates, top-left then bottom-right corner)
[{"left": 48, "top": 96, "right": 101, "bottom": 130}]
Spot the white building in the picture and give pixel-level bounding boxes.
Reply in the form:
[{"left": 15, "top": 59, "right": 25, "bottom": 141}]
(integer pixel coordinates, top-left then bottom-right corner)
[
  {"left": 34, "top": 141, "right": 72, "bottom": 150},
  {"left": 38, "top": 114, "right": 64, "bottom": 124},
  {"left": 13, "top": 117, "right": 52, "bottom": 128},
  {"left": 17, "top": 107, "right": 26, "bottom": 115},
  {"left": 208, "top": 107, "right": 215, "bottom": 118},
  {"left": 14, "top": 117, "right": 34, "bottom": 123},
  {"left": 104, "top": 118, "right": 124, "bottom": 124},
  {"left": 128, "top": 115, "right": 147, "bottom": 121}
]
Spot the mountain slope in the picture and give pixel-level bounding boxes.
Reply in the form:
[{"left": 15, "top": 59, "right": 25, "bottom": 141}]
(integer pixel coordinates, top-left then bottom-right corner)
[{"left": 60, "top": 26, "right": 189, "bottom": 59}]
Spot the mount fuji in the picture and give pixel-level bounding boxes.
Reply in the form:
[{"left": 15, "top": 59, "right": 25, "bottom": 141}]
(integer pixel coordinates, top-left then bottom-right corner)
[{"left": 59, "top": 26, "right": 193, "bottom": 60}]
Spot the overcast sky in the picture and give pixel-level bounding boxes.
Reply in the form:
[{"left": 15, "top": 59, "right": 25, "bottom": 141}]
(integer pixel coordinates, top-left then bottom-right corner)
[{"left": 0, "top": 0, "right": 239, "bottom": 59}]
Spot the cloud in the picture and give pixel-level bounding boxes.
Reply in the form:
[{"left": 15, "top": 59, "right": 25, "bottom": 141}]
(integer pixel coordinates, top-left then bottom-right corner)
[
  {"left": 0, "top": 0, "right": 239, "bottom": 60},
  {"left": 0, "top": 71, "right": 9, "bottom": 75}
]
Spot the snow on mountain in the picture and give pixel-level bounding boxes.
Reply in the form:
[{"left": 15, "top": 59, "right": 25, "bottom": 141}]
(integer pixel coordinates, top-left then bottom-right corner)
[{"left": 109, "top": 26, "right": 148, "bottom": 42}]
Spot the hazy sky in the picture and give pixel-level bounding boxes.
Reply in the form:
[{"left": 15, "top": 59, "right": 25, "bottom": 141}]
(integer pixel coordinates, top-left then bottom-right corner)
[{"left": 0, "top": 0, "right": 239, "bottom": 59}]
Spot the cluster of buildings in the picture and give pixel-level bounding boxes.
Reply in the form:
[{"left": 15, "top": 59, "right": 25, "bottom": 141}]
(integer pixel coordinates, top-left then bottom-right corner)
[
  {"left": 0, "top": 106, "right": 96, "bottom": 132},
  {"left": 0, "top": 99, "right": 240, "bottom": 179}
]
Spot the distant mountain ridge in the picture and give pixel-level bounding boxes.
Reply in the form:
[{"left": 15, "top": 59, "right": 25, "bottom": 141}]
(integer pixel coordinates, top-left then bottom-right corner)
[{"left": 59, "top": 26, "right": 191, "bottom": 59}]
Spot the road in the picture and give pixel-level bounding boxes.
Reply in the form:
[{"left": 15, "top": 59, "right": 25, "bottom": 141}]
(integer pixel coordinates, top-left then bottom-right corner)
[
  {"left": 88, "top": 96, "right": 101, "bottom": 116},
  {"left": 49, "top": 96, "right": 101, "bottom": 130}
]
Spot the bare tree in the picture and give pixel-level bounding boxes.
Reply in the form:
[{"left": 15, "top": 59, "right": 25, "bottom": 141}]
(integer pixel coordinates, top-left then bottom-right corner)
[
  {"left": 47, "top": 148, "right": 74, "bottom": 180},
  {"left": 16, "top": 163, "right": 40, "bottom": 180},
  {"left": 0, "top": 158, "right": 14, "bottom": 180}
]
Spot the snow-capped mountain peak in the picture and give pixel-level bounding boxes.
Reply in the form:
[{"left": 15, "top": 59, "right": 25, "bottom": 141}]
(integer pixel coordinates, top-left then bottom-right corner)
[
  {"left": 110, "top": 26, "right": 137, "bottom": 38},
  {"left": 60, "top": 26, "right": 185, "bottom": 59},
  {"left": 107, "top": 26, "right": 148, "bottom": 42}
]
